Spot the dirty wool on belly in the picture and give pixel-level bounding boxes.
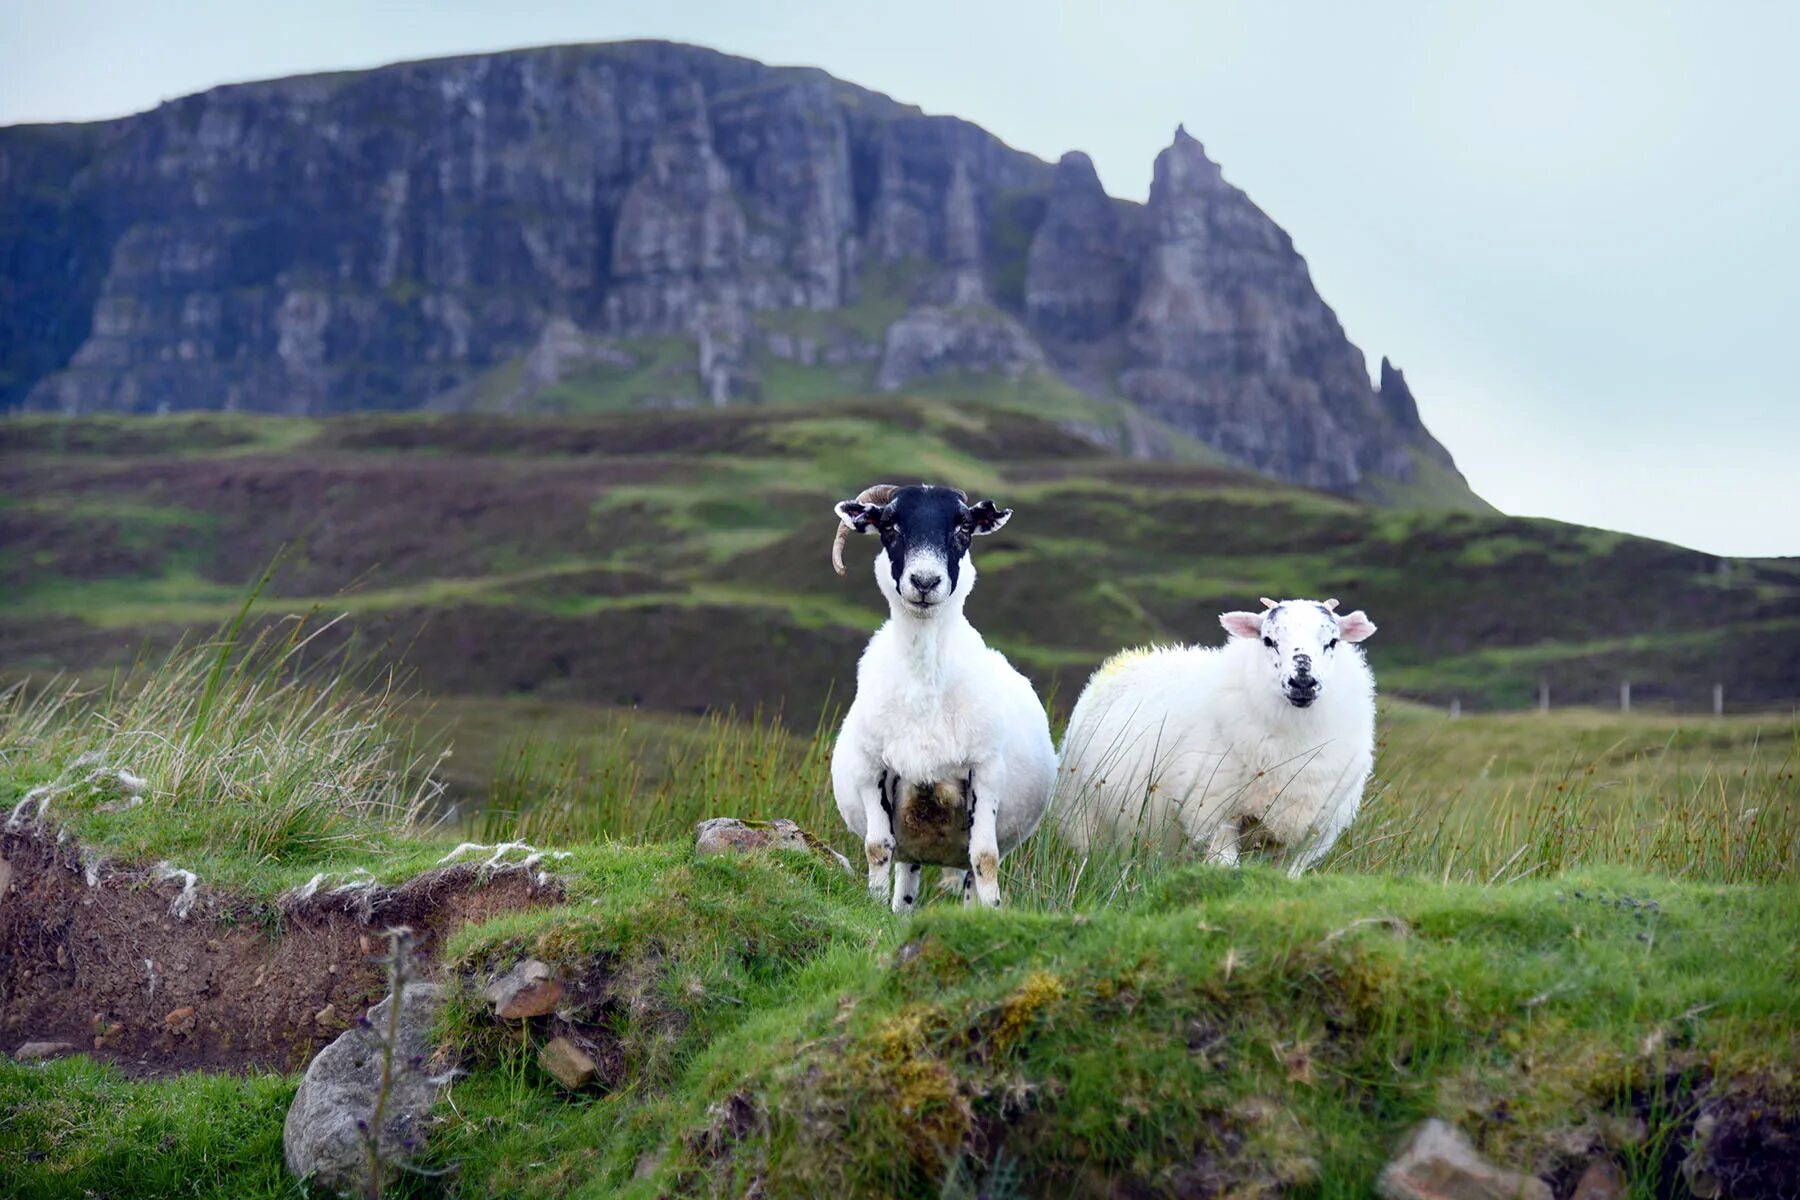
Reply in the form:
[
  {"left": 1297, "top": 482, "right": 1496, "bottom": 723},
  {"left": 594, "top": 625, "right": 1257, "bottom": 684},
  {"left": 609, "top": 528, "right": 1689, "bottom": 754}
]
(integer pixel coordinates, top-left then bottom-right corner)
[{"left": 890, "top": 777, "right": 973, "bottom": 867}]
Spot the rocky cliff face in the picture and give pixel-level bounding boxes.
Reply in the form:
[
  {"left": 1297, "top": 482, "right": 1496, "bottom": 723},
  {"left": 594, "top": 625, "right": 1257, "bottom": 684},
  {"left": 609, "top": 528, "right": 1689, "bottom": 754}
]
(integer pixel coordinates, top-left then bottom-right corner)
[{"left": 0, "top": 40, "right": 1473, "bottom": 500}]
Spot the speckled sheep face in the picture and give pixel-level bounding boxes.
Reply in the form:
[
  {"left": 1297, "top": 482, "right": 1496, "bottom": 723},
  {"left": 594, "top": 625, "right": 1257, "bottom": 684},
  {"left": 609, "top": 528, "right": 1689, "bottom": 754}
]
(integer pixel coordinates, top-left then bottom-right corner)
[
  {"left": 834, "top": 485, "right": 1011, "bottom": 617},
  {"left": 1220, "top": 598, "right": 1377, "bottom": 707}
]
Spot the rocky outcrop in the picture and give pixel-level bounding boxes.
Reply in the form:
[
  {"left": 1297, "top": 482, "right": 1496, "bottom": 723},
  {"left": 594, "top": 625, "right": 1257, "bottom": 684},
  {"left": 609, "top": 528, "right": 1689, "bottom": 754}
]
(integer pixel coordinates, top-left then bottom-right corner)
[
  {"left": 603, "top": 82, "right": 748, "bottom": 332},
  {"left": 0, "top": 41, "right": 1476, "bottom": 502},
  {"left": 1025, "top": 152, "right": 1129, "bottom": 341},
  {"left": 1117, "top": 126, "right": 1414, "bottom": 490},
  {"left": 1379, "top": 356, "right": 1427, "bottom": 437},
  {"left": 877, "top": 304, "right": 1046, "bottom": 392}
]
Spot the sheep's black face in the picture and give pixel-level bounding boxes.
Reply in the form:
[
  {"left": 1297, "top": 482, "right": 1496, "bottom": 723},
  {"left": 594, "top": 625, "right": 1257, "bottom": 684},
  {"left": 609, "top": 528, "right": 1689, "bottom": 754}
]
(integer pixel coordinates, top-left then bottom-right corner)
[{"left": 835, "top": 485, "right": 1011, "bottom": 616}]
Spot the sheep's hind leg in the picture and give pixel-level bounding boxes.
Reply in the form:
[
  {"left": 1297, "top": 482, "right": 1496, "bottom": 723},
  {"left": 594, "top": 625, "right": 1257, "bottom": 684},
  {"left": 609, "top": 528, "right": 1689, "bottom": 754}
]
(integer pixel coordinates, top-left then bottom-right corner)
[
  {"left": 891, "top": 862, "right": 923, "bottom": 914},
  {"left": 863, "top": 769, "right": 897, "bottom": 904},
  {"left": 967, "top": 771, "right": 1003, "bottom": 908}
]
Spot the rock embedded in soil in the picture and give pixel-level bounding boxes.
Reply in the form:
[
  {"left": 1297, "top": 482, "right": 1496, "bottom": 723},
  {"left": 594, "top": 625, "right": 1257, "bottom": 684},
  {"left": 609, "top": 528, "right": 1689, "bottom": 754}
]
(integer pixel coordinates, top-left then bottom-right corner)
[
  {"left": 283, "top": 982, "right": 448, "bottom": 1198},
  {"left": 12, "top": 1040, "right": 75, "bottom": 1060},
  {"left": 1376, "top": 1119, "right": 1552, "bottom": 1200},
  {"left": 694, "top": 817, "right": 853, "bottom": 875},
  {"left": 482, "top": 959, "right": 564, "bottom": 1020},
  {"left": 538, "top": 1035, "right": 599, "bottom": 1090},
  {"left": 1570, "top": 1159, "right": 1625, "bottom": 1200}
]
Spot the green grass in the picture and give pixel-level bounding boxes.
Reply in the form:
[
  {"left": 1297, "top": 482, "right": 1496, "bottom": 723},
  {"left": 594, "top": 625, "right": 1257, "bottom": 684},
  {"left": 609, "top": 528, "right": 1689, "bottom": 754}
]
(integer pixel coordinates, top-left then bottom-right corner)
[
  {"left": 0, "top": 610, "right": 446, "bottom": 894},
  {"left": 5, "top": 404, "right": 1794, "bottom": 722},
  {"left": 0, "top": 1057, "right": 296, "bottom": 1200},
  {"left": 0, "top": 633, "right": 1796, "bottom": 1198},
  {"left": 2, "top": 403, "right": 1797, "bottom": 1197}
]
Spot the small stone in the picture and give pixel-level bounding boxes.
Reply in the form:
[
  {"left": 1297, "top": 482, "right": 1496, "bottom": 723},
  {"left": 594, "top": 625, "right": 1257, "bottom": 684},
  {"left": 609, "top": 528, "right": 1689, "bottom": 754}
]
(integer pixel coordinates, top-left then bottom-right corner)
[
  {"left": 694, "top": 817, "right": 854, "bottom": 875},
  {"left": 1377, "top": 1119, "right": 1552, "bottom": 1200},
  {"left": 1571, "top": 1160, "right": 1626, "bottom": 1200},
  {"left": 482, "top": 959, "right": 564, "bottom": 1020},
  {"left": 313, "top": 1003, "right": 339, "bottom": 1030},
  {"left": 163, "top": 1006, "right": 198, "bottom": 1035},
  {"left": 538, "top": 1035, "right": 599, "bottom": 1090},
  {"left": 13, "top": 1041, "right": 75, "bottom": 1061}
]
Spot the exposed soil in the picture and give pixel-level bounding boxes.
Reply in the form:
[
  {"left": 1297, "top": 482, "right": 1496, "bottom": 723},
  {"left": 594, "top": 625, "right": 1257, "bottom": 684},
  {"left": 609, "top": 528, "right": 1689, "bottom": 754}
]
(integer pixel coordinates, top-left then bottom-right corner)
[{"left": 0, "top": 830, "right": 562, "bottom": 1075}]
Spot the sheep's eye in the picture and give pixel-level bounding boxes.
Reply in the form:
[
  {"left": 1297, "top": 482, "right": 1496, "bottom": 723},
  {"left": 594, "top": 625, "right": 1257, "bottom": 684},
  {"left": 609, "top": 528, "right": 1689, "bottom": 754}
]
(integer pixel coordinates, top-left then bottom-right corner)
[
  {"left": 1326, "top": 638, "right": 1339, "bottom": 651},
  {"left": 1262, "top": 636, "right": 1275, "bottom": 649}
]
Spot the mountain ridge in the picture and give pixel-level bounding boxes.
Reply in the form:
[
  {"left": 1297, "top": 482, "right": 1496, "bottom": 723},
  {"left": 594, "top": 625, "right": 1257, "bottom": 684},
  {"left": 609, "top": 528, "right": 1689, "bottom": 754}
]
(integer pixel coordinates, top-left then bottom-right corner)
[{"left": 0, "top": 39, "right": 1478, "bottom": 504}]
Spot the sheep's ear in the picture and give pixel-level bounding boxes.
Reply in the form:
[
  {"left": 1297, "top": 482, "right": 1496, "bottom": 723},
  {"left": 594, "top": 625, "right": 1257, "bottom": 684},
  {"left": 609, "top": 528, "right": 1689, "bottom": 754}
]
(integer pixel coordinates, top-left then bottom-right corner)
[
  {"left": 965, "top": 500, "right": 1012, "bottom": 536},
  {"left": 1336, "top": 610, "right": 1377, "bottom": 643},
  {"left": 834, "top": 499, "right": 885, "bottom": 533},
  {"left": 1220, "top": 611, "right": 1265, "bottom": 639}
]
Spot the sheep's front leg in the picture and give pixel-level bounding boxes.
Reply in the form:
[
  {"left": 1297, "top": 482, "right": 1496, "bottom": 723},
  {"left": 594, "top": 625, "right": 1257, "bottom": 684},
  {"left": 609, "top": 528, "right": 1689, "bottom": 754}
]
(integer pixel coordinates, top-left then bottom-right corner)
[
  {"left": 863, "top": 768, "right": 897, "bottom": 904},
  {"left": 1285, "top": 780, "right": 1362, "bottom": 878},
  {"left": 891, "top": 862, "right": 923, "bottom": 914},
  {"left": 1204, "top": 816, "right": 1241, "bottom": 868},
  {"left": 966, "top": 766, "right": 1003, "bottom": 908}
]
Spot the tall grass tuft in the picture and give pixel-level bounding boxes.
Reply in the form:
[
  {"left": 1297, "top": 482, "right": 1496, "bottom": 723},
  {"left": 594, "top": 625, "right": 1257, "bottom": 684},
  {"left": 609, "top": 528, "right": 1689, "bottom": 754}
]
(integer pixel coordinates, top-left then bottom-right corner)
[
  {"left": 1325, "top": 721, "right": 1800, "bottom": 885},
  {"left": 468, "top": 701, "right": 1797, "bottom": 909},
  {"left": 471, "top": 706, "right": 838, "bottom": 845},
  {"left": 0, "top": 604, "right": 443, "bottom": 883}
]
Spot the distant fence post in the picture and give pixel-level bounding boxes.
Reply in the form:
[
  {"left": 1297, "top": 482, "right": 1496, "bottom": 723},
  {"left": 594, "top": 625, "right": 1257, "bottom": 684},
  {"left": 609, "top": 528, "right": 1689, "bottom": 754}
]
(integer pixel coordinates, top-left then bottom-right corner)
[
  {"left": 1449, "top": 698, "right": 1461, "bottom": 719},
  {"left": 1620, "top": 680, "right": 1631, "bottom": 714},
  {"left": 1713, "top": 682, "right": 1724, "bottom": 717},
  {"left": 1538, "top": 680, "right": 1550, "bottom": 714}
]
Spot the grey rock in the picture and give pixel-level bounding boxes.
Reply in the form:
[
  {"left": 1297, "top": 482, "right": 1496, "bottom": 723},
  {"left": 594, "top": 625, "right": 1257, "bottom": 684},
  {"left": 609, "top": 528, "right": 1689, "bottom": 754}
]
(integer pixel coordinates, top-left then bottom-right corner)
[
  {"left": 1570, "top": 1159, "right": 1626, "bottom": 1200},
  {"left": 1026, "top": 151, "right": 1128, "bottom": 341},
  {"left": 877, "top": 305, "right": 1046, "bottom": 392},
  {"left": 12, "top": 1040, "right": 75, "bottom": 1061},
  {"left": 1119, "top": 126, "right": 1416, "bottom": 490},
  {"left": 604, "top": 82, "right": 748, "bottom": 334},
  {"left": 1379, "top": 356, "right": 1426, "bottom": 437},
  {"left": 1376, "top": 1119, "right": 1552, "bottom": 1200},
  {"left": 538, "top": 1035, "right": 599, "bottom": 1090},
  {"left": 695, "top": 817, "right": 853, "bottom": 875},
  {"left": 283, "top": 982, "right": 448, "bottom": 1197},
  {"left": 481, "top": 959, "right": 564, "bottom": 1020}
]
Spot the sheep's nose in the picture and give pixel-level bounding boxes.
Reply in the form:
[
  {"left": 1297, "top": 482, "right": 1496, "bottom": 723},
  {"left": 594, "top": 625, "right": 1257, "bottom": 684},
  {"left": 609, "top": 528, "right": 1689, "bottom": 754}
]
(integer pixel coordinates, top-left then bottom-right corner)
[
  {"left": 908, "top": 571, "right": 943, "bottom": 593},
  {"left": 1292, "top": 653, "right": 1314, "bottom": 678}
]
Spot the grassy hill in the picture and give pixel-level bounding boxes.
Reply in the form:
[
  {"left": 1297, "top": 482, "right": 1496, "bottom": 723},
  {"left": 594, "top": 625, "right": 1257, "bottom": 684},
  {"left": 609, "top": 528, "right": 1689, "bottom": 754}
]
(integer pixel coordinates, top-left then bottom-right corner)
[
  {"left": 0, "top": 629, "right": 1795, "bottom": 1198},
  {"left": 2, "top": 402, "right": 1796, "bottom": 745}
]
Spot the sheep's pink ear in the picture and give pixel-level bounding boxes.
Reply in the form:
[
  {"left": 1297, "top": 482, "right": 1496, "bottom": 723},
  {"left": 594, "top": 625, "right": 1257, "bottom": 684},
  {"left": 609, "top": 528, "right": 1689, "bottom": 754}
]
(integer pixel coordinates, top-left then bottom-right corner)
[
  {"left": 1336, "top": 610, "right": 1377, "bottom": 643},
  {"left": 1220, "top": 611, "right": 1265, "bottom": 639}
]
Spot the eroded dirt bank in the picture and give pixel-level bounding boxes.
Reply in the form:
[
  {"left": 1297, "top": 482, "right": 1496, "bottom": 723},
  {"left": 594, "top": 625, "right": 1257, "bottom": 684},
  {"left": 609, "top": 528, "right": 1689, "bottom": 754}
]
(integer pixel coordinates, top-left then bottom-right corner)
[{"left": 0, "top": 831, "right": 560, "bottom": 1074}]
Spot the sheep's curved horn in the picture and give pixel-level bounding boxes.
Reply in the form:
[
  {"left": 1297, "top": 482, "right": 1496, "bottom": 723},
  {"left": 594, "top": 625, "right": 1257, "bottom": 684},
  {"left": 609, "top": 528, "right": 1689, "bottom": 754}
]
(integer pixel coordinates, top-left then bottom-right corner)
[
  {"left": 1323, "top": 598, "right": 1340, "bottom": 612},
  {"left": 831, "top": 484, "right": 901, "bottom": 576},
  {"left": 1260, "top": 597, "right": 1279, "bottom": 610}
]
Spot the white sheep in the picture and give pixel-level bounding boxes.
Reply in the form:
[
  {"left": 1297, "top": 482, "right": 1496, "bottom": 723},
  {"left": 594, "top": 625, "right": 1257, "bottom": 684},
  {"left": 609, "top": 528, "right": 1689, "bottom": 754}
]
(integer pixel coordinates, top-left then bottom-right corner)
[
  {"left": 1055, "top": 597, "right": 1378, "bottom": 875},
  {"left": 828, "top": 483, "right": 1057, "bottom": 911}
]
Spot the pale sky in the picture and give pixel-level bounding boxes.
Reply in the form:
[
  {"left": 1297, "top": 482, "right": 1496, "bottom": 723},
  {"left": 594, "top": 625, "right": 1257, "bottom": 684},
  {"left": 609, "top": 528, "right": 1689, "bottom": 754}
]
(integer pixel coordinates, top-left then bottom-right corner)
[{"left": 3, "top": 1, "right": 1796, "bottom": 556}]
